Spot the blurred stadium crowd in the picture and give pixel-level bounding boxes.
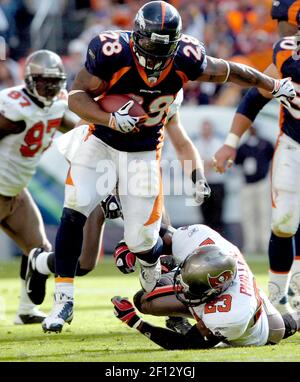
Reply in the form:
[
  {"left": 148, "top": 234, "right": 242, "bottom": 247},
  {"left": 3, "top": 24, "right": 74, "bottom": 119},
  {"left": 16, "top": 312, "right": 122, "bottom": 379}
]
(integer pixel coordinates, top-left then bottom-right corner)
[{"left": 0, "top": 0, "right": 278, "bottom": 106}]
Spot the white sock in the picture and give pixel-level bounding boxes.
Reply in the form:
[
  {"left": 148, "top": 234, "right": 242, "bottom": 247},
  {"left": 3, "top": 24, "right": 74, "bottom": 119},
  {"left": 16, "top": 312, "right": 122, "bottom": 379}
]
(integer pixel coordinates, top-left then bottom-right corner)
[
  {"left": 138, "top": 259, "right": 158, "bottom": 267},
  {"left": 35, "top": 251, "right": 52, "bottom": 275},
  {"left": 55, "top": 279, "right": 74, "bottom": 300},
  {"left": 268, "top": 271, "right": 291, "bottom": 301},
  {"left": 17, "top": 279, "right": 35, "bottom": 313}
]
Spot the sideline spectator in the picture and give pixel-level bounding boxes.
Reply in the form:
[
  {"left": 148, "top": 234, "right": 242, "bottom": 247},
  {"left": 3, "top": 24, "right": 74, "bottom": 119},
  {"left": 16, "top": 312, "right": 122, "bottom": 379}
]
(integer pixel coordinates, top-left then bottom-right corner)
[
  {"left": 235, "top": 125, "right": 274, "bottom": 255},
  {"left": 65, "top": 39, "right": 86, "bottom": 90}
]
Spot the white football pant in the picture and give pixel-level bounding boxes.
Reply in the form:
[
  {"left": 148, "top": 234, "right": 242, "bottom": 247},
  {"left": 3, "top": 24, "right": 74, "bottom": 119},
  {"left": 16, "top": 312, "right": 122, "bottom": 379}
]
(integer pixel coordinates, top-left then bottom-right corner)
[
  {"left": 271, "top": 133, "right": 300, "bottom": 237},
  {"left": 64, "top": 134, "right": 163, "bottom": 253}
]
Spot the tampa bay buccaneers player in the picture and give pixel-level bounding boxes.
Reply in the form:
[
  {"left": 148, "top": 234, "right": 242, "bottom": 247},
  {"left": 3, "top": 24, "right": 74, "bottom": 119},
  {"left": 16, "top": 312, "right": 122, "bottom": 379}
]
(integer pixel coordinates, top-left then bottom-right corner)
[
  {"left": 42, "top": 1, "right": 295, "bottom": 333},
  {"left": 0, "top": 50, "right": 73, "bottom": 324},
  {"left": 213, "top": 0, "right": 300, "bottom": 315},
  {"left": 112, "top": 224, "right": 300, "bottom": 349}
]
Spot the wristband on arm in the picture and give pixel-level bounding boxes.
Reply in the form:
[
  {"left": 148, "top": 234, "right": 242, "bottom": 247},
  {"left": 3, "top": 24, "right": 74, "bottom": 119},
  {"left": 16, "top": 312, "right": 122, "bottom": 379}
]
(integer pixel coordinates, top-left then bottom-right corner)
[{"left": 224, "top": 133, "right": 240, "bottom": 149}]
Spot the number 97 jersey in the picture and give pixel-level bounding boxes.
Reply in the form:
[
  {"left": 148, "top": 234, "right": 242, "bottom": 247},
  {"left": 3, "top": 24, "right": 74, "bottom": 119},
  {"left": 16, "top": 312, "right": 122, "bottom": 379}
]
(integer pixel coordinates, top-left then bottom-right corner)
[{"left": 0, "top": 85, "right": 67, "bottom": 197}]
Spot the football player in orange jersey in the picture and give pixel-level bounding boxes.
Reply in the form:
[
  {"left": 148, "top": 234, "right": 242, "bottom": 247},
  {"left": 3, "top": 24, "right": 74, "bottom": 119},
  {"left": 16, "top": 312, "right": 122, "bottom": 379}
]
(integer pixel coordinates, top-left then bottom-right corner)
[{"left": 213, "top": 0, "right": 300, "bottom": 315}]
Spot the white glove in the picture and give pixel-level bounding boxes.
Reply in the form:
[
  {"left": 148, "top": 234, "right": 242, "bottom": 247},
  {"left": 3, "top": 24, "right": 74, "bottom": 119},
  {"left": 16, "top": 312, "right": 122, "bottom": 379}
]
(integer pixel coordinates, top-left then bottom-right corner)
[
  {"left": 271, "top": 77, "right": 296, "bottom": 109},
  {"left": 109, "top": 100, "right": 140, "bottom": 133},
  {"left": 194, "top": 179, "right": 211, "bottom": 206}
]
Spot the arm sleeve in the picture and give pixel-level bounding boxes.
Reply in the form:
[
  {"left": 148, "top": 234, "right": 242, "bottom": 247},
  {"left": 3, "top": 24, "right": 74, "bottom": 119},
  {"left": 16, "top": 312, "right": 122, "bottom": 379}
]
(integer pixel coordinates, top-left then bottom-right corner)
[{"left": 236, "top": 87, "right": 271, "bottom": 122}]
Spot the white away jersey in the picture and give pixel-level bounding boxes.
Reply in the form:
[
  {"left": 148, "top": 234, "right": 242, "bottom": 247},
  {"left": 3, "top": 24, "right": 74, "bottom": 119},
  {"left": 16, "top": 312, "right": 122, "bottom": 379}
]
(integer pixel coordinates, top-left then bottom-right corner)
[
  {"left": 0, "top": 85, "right": 68, "bottom": 196},
  {"left": 172, "top": 225, "right": 269, "bottom": 347}
]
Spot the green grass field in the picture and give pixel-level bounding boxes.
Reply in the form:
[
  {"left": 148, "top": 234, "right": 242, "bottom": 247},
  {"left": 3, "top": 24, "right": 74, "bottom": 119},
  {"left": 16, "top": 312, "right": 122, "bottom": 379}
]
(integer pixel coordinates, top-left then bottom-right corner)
[{"left": 0, "top": 256, "right": 299, "bottom": 363}]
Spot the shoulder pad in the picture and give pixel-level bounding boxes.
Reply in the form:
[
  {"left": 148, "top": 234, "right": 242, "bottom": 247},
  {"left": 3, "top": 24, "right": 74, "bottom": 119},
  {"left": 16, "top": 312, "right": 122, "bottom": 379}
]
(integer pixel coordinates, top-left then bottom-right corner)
[
  {"left": 175, "top": 34, "right": 207, "bottom": 81},
  {"left": 0, "top": 88, "right": 26, "bottom": 121},
  {"left": 85, "top": 31, "right": 132, "bottom": 80},
  {"left": 271, "top": 0, "right": 300, "bottom": 26},
  {"left": 273, "top": 37, "right": 295, "bottom": 72}
]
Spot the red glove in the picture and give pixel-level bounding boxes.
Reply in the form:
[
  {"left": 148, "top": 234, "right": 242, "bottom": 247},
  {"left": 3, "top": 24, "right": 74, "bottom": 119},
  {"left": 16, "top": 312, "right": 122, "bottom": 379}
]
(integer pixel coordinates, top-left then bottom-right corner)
[
  {"left": 111, "top": 296, "right": 141, "bottom": 328},
  {"left": 114, "top": 241, "right": 136, "bottom": 274}
]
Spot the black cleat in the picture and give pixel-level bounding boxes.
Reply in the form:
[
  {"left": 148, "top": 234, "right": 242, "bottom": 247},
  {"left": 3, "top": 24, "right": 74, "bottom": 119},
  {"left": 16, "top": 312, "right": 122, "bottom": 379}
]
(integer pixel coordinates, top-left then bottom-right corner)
[
  {"left": 14, "top": 308, "right": 47, "bottom": 325},
  {"left": 165, "top": 317, "right": 192, "bottom": 335},
  {"left": 25, "top": 248, "right": 49, "bottom": 305}
]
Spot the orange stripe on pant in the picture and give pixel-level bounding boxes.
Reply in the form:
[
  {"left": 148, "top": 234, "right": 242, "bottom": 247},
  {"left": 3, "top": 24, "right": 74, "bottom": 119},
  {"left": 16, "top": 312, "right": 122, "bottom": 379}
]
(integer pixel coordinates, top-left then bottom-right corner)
[{"left": 66, "top": 167, "right": 74, "bottom": 186}]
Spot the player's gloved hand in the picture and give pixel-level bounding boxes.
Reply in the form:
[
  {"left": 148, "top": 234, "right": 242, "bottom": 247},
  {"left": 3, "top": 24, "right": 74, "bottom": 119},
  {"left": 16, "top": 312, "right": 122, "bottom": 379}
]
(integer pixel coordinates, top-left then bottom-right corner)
[
  {"left": 194, "top": 179, "right": 211, "bottom": 205},
  {"left": 109, "top": 100, "right": 140, "bottom": 133},
  {"left": 114, "top": 241, "right": 136, "bottom": 274},
  {"left": 271, "top": 78, "right": 296, "bottom": 109},
  {"left": 191, "top": 169, "right": 211, "bottom": 206},
  {"left": 101, "top": 194, "right": 123, "bottom": 219},
  {"left": 160, "top": 255, "right": 177, "bottom": 274},
  {"left": 111, "top": 296, "right": 142, "bottom": 327}
]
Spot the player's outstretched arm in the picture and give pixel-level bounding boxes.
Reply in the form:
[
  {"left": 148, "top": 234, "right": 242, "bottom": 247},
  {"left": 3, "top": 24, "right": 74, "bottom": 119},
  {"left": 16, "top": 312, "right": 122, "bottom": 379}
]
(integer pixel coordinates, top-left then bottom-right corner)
[
  {"left": 212, "top": 63, "right": 279, "bottom": 174},
  {"left": 197, "top": 57, "right": 295, "bottom": 104},
  {"left": 111, "top": 296, "right": 222, "bottom": 350}
]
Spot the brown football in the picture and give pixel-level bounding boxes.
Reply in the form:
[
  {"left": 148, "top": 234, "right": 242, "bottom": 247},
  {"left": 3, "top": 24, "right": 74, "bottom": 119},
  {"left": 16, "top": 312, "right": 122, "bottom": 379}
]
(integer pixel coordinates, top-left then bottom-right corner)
[{"left": 97, "top": 94, "right": 145, "bottom": 116}]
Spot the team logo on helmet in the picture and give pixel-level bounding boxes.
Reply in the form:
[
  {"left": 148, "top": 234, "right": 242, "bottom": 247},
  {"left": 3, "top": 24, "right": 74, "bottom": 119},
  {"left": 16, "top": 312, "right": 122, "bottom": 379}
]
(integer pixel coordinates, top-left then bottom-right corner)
[
  {"left": 207, "top": 270, "right": 234, "bottom": 290},
  {"left": 135, "top": 10, "right": 146, "bottom": 30}
]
